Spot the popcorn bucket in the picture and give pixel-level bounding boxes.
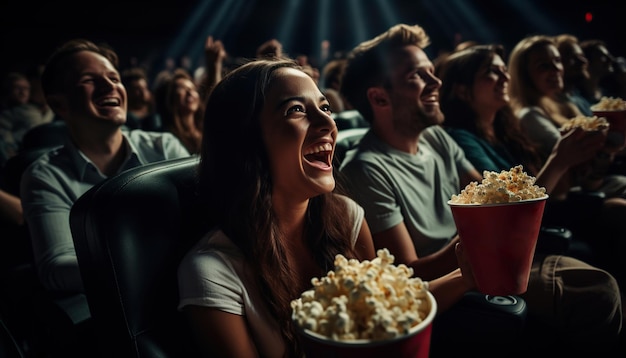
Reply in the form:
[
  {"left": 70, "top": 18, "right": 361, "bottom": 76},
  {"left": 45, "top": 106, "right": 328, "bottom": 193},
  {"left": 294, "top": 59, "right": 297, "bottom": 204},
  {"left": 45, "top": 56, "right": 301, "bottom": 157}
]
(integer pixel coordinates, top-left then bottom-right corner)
[
  {"left": 592, "top": 110, "right": 626, "bottom": 149},
  {"left": 448, "top": 197, "right": 547, "bottom": 296},
  {"left": 297, "top": 291, "right": 437, "bottom": 358}
]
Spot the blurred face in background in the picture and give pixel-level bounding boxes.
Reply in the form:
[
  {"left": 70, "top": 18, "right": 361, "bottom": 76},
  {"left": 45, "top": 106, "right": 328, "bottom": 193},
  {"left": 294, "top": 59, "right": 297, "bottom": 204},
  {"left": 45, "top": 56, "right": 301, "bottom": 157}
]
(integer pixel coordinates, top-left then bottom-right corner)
[
  {"left": 559, "top": 41, "right": 590, "bottom": 86},
  {"left": 9, "top": 76, "right": 31, "bottom": 106},
  {"left": 587, "top": 44, "right": 615, "bottom": 79},
  {"left": 470, "top": 53, "right": 510, "bottom": 113},
  {"left": 528, "top": 43, "right": 564, "bottom": 98},
  {"left": 126, "top": 78, "right": 152, "bottom": 108},
  {"left": 174, "top": 77, "right": 200, "bottom": 115}
]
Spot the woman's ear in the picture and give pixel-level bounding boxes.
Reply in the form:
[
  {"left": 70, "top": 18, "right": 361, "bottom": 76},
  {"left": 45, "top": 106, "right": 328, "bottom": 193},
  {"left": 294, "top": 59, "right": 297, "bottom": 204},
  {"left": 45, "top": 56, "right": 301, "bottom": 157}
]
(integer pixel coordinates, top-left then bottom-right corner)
[{"left": 366, "top": 87, "right": 389, "bottom": 108}]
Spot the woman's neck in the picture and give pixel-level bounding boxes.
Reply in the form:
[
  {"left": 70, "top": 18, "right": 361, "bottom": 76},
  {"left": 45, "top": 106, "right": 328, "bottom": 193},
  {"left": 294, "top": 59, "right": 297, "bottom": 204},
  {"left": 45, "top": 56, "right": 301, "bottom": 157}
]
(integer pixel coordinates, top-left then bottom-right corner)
[{"left": 475, "top": 108, "right": 497, "bottom": 142}]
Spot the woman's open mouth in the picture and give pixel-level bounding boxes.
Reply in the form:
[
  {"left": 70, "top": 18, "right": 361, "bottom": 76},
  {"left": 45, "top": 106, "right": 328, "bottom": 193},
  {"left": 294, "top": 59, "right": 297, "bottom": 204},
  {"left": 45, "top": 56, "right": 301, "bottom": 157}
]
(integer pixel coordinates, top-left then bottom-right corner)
[{"left": 304, "top": 142, "right": 333, "bottom": 169}]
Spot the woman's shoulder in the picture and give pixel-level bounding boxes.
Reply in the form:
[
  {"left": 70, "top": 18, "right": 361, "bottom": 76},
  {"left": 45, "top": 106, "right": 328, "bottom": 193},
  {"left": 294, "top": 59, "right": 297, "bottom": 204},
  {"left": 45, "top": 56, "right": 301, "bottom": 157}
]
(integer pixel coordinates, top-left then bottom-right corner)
[
  {"left": 201, "top": 229, "right": 242, "bottom": 255},
  {"left": 517, "top": 106, "right": 546, "bottom": 120},
  {"left": 179, "top": 229, "right": 245, "bottom": 279},
  {"left": 333, "top": 193, "right": 364, "bottom": 218},
  {"left": 445, "top": 127, "right": 476, "bottom": 140},
  {"left": 334, "top": 192, "right": 357, "bottom": 205}
]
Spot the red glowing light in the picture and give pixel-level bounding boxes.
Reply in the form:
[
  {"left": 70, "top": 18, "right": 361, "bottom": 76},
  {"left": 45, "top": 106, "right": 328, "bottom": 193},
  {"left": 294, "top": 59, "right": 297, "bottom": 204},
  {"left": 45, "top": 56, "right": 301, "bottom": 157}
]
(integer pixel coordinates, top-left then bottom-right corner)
[{"left": 585, "top": 12, "right": 593, "bottom": 22}]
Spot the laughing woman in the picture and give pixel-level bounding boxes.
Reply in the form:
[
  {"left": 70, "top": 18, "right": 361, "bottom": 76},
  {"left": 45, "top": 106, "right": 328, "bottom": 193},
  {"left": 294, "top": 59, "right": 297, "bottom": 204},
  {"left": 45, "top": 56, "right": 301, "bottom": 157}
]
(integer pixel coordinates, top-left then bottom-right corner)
[{"left": 176, "top": 59, "right": 376, "bottom": 357}]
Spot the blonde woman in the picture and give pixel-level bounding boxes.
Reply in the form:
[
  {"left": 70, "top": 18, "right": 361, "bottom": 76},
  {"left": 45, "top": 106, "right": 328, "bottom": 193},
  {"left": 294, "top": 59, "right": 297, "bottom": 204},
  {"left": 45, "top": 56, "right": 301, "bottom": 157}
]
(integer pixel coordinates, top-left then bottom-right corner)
[{"left": 508, "top": 35, "right": 583, "bottom": 160}]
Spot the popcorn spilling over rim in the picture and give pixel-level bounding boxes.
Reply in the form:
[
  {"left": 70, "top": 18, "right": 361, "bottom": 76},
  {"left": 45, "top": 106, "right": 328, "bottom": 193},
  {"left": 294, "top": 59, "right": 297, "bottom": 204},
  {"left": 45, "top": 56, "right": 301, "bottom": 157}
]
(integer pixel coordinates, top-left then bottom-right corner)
[
  {"left": 559, "top": 115, "right": 609, "bottom": 132},
  {"left": 591, "top": 96, "right": 626, "bottom": 111},
  {"left": 290, "top": 249, "right": 430, "bottom": 341},
  {"left": 450, "top": 165, "right": 547, "bottom": 204}
]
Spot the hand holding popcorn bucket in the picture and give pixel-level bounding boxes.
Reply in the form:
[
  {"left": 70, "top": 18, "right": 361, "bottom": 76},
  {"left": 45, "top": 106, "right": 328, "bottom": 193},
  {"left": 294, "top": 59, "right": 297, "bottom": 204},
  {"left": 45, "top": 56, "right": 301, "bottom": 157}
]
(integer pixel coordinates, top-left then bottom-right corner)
[
  {"left": 291, "top": 249, "right": 437, "bottom": 358},
  {"left": 591, "top": 96, "right": 626, "bottom": 149},
  {"left": 448, "top": 166, "right": 548, "bottom": 296}
]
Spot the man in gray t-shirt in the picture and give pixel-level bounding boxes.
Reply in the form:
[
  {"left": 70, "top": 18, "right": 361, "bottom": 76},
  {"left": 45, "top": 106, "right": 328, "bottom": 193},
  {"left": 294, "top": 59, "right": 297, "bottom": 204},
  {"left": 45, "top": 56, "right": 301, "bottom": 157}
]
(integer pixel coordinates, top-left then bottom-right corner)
[{"left": 341, "top": 125, "right": 474, "bottom": 257}]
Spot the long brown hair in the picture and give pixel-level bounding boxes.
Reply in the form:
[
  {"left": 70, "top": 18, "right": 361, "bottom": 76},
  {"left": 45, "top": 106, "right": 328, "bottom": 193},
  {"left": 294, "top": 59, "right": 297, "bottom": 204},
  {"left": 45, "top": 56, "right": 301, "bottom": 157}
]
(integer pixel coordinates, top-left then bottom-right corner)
[
  {"left": 438, "top": 45, "right": 544, "bottom": 173},
  {"left": 198, "top": 58, "right": 357, "bottom": 357}
]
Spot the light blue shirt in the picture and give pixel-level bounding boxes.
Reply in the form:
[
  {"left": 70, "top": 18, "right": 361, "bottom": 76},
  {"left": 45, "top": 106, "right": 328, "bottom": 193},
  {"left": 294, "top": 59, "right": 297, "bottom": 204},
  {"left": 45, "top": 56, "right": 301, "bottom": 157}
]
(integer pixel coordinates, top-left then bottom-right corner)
[{"left": 20, "top": 129, "right": 191, "bottom": 293}]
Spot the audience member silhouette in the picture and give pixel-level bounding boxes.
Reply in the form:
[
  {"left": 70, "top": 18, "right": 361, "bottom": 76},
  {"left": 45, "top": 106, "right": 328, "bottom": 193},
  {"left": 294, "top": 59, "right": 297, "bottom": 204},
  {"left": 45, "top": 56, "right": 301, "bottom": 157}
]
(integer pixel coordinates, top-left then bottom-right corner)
[
  {"left": 154, "top": 68, "right": 204, "bottom": 154},
  {"left": 0, "top": 72, "right": 54, "bottom": 168},
  {"left": 20, "top": 39, "right": 191, "bottom": 294},
  {"left": 603, "top": 56, "right": 626, "bottom": 100},
  {"left": 256, "top": 38, "right": 285, "bottom": 59},
  {"left": 121, "top": 66, "right": 162, "bottom": 131},
  {"left": 554, "top": 34, "right": 594, "bottom": 115},
  {"left": 320, "top": 58, "right": 348, "bottom": 113},
  {"left": 580, "top": 39, "right": 617, "bottom": 104}
]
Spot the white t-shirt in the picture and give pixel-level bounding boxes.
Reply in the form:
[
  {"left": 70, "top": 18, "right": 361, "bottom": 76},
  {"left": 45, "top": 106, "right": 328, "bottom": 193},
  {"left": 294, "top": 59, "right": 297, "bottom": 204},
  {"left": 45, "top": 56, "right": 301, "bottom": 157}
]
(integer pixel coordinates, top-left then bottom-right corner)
[{"left": 177, "top": 194, "right": 364, "bottom": 358}]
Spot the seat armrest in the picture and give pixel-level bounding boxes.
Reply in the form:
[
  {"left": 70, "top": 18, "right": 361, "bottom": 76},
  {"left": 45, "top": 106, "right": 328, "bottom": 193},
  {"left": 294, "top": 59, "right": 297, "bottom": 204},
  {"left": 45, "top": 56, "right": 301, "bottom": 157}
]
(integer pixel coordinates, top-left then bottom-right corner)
[
  {"left": 567, "top": 188, "right": 605, "bottom": 204},
  {"left": 52, "top": 294, "right": 91, "bottom": 326},
  {"left": 542, "top": 189, "right": 605, "bottom": 239},
  {"left": 430, "top": 291, "right": 527, "bottom": 355},
  {"left": 535, "top": 225, "right": 572, "bottom": 254}
]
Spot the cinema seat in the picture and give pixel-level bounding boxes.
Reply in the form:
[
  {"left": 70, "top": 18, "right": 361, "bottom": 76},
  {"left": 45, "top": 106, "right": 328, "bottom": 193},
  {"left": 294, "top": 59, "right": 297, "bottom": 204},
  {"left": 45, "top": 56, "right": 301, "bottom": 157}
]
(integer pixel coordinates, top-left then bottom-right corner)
[{"left": 69, "top": 156, "right": 207, "bottom": 358}]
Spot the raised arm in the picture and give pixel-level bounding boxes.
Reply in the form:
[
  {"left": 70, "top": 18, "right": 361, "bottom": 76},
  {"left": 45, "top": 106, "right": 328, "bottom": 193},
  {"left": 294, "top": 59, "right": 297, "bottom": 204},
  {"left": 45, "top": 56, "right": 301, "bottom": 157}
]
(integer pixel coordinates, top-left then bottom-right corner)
[{"left": 198, "top": 35, "right": 227, "bottom": 102}]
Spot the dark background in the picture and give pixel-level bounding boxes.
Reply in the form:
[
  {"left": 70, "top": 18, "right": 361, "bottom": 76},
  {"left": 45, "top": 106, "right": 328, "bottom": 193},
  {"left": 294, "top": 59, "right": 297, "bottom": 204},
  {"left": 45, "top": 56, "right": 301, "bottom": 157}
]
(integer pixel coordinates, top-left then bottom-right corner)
[{"left": 1, "top": 0, "right": 623, "bottom": 82}]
